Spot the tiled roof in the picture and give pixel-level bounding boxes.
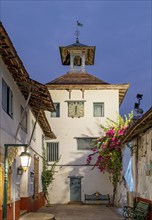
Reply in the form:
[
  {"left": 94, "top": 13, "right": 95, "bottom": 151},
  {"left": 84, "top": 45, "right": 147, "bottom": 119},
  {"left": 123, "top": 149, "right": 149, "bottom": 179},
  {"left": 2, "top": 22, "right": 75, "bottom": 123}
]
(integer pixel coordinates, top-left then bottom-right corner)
[
  {"left": 0, "top": 21, "right": 56, "bottom": 139},
  {"left": 123, "top": 107, "right": 152, "bottom": 144},
  {"left": 46, "top": 72, "right": 130, "bottom": 107},
  {"left": 47, "top": 72, "right": 109, "bottom": 85},
  {"left": 66, "top": 42, "right": 88, "bottom": 47},
  {"left": 59, "top": 44, "right": 96, "bottom": 65}
]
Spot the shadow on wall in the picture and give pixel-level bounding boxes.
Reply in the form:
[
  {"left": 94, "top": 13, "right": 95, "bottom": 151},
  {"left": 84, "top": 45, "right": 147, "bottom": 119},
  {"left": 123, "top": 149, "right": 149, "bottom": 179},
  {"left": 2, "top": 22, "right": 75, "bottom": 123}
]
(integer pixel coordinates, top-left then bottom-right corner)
[
  {"left": 122, "top": 146, "right": 134, "bottom": 192},
  {"left": 48, "top": 150, "right": 113, "bottom": 204},
  {"left": 47, "top": 125, "right": 113, "bottom": 204}
]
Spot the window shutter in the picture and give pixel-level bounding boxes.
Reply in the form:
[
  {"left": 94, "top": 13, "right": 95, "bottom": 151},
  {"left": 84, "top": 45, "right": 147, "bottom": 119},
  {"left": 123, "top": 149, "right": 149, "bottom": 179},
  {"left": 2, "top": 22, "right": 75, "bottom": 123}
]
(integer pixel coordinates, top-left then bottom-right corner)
[
  {"left": 2, "top": 79, "right": 8, "bottom": 112},
  {"left": 77, "top": 138, "right": 96, "bottom": 150},
  {"left": 34, "top": 156, "right": 39, "bottom": 198},
  {"left": 47, "top": 142, "right": 59, "bottom": 161},
  {"left": 8, "top": 89, "right": 13, "bottom": 117}
]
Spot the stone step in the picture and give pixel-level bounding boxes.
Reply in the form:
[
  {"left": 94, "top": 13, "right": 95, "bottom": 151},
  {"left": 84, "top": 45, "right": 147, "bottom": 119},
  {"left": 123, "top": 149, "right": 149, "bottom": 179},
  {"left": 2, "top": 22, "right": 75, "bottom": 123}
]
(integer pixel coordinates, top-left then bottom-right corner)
[
  {"left": 19, "top": 212, "right": 55, "bottom": 220},
  {"left": 20, "top": 210, "right": 28, "bottom": 217}
]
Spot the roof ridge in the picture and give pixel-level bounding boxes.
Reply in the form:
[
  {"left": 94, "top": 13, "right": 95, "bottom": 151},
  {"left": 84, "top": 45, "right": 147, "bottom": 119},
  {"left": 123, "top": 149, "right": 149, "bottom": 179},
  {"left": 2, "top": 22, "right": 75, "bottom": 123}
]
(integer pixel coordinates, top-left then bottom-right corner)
[{"left": 46, "top": 71, "right": 109, "bottom": 85}]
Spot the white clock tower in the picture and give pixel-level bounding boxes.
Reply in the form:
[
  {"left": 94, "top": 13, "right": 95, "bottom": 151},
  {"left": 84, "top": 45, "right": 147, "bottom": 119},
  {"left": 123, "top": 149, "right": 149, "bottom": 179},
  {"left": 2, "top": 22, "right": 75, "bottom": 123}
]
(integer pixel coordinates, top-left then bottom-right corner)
[
  {"left": 46, "top": 27, "right": 129, "bottom": 205},
  {"left": 59, "top": 38, "right": 95, "bottom": 73}
]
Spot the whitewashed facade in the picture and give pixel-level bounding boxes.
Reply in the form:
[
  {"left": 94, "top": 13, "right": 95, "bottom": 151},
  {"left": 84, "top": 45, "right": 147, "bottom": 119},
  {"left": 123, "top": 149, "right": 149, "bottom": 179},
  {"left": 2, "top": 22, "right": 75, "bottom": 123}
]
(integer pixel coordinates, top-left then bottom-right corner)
[
  {"left": 46, "top": 39, "right": 129, "bottom": 204},
  {"left": 0, "top": 58, "right": 43, "bottom": 216},
  {"left": 0, "top": 22, "right": 55, "bottom": 220},
  {"left": 117, "top": 108, "right": 152, "bottom": 208}
]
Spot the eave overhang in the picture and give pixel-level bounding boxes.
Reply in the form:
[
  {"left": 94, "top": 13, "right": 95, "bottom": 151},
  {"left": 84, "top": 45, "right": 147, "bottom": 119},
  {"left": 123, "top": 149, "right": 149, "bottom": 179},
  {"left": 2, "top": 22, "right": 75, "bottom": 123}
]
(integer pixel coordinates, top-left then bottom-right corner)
[
  {"left": 123, "top": 107, "right": 152, "bottom": 144},
  {"left": 59, "top": 45, "right": 96, "bottom": 65},
  {"left": 46, "top": 83, "right": 130, "bottom": 106},
  {"left": 32, "top": 109, "right": 56, "bottom": 139},
  {"left": 0, "top": 21, "right": 56, "bottom": 139}
]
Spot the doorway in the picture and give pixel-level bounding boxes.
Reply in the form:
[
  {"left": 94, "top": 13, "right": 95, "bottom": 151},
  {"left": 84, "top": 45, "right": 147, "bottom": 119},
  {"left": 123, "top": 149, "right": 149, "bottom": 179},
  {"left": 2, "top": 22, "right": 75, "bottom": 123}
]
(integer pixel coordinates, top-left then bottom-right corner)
[{"left": 69, "top": 177, "right": 82, "bottom": 202}]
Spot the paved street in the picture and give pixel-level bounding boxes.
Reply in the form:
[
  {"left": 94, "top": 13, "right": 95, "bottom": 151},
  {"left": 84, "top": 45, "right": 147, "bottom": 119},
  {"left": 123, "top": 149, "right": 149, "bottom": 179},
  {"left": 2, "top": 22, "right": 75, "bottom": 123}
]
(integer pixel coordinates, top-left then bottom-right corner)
[{"left": 37, "top": 204, "right": 124, "bottom": 220}]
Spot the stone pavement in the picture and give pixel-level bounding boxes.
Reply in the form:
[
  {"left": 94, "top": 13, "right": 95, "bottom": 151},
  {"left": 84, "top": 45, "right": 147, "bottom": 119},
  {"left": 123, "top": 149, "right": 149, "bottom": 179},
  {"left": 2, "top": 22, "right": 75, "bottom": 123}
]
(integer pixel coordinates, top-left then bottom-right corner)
[
  {"left": 19, "top": 212, "right": 55, "bottom": 220},
  {"left": 19, "top": 204, "right": 124, "bottom": 220}
]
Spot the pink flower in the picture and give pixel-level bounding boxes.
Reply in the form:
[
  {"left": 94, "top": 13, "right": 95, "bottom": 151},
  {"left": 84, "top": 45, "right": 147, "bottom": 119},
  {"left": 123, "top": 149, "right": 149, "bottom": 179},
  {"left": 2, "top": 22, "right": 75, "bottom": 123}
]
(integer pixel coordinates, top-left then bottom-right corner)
[
  {"left": 118, "top": 129, "right": 125, "bottom": 136},
  {"left": 111, "top": 137, "right": 115, "bottom": 142},
  {"left": 86, "top": 155, "right": 92, "bottom": 164},
  {"left": 115, "top": 140, "right": 120, "bottom": 145},
  {"left": 118, "top": 126, "right": 127, "bottom": 136},
  {"left": 98, "top": 155, "right": 103, "bottom": 161},
  {"left": 106, "top": 129, "right": 114, "bottom": 136},
  {"left": 102, "top": 144, "right": 106, "bottom": 149}
]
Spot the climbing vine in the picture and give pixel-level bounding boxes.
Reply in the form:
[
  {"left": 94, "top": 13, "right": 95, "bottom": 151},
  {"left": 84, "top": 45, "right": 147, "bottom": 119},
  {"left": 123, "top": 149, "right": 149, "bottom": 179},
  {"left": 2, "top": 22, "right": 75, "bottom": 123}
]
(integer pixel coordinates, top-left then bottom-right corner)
[
  {"left": 87, "top": 112, "right": 133, "bottom": 205},
  {"left": 41, "top": 145, "right": 60, "bottom": 204}
]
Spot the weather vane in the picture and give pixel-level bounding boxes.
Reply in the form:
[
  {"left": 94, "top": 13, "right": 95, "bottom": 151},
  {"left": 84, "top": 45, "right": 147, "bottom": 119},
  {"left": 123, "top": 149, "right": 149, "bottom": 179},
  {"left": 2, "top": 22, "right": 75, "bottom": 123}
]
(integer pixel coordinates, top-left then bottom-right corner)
[{"left": 75, "top": 20, "right": 83, "bottom": 43}]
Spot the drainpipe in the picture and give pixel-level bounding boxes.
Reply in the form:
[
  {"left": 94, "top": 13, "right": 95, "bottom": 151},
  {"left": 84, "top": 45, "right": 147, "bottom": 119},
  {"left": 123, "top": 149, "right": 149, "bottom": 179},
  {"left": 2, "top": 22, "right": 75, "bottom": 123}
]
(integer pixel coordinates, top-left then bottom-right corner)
[
  {"left": 136, "top": 138, "right": 139, "bottom": 199},
  {"left": 13, "top": 159, "right": 16, "bottom": 220}
]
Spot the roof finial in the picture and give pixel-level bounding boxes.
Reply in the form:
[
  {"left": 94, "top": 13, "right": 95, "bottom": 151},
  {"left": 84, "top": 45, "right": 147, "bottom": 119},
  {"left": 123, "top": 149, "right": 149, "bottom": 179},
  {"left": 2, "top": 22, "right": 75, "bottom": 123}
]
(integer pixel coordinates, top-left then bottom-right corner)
[{"left": 75, "top": 21, "right": 83, "bottom": 43}]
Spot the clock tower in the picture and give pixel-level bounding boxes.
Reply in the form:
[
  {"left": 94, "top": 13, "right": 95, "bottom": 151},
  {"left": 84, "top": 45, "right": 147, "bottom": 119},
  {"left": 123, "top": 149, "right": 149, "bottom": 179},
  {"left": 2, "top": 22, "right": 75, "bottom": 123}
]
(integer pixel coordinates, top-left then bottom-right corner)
[
  {"left": 59, "top": 38, "right": 96, "bottom": 73},
  {"left": 46, "top": 24, "right": 130, "bottom": 205}
]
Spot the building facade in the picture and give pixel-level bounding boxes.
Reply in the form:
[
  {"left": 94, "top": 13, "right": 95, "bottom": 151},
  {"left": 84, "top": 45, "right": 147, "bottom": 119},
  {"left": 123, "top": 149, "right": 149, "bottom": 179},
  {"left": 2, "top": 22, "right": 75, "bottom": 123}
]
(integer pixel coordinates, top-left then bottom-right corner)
[
  {"left": 0, "top": 22, "right": 55, "bottom": 220},
  {"left": 45, "top": 38, "right": 130, "bottom": 204},
  {"left": 117, "top": 107, "right": 152, "bottom": 219}
]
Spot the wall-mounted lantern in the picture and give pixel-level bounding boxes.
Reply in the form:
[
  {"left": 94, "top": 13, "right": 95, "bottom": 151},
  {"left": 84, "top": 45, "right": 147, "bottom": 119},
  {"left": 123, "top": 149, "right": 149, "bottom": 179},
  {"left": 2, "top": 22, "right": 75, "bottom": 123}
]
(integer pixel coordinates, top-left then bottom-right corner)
[
  {"left": 20, "top": 148, "right": 31, "bottom": 171},
  {"left": 3, "top": 144, "right": 31, "bottom": 220}
]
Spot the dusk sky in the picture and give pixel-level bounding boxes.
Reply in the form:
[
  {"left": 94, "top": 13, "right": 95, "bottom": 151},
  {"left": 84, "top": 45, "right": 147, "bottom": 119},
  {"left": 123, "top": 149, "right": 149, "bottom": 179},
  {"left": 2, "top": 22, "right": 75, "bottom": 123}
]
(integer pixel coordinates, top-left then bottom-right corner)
[{"left": 1, "top": 0, "right": 151, "bottom": 116}]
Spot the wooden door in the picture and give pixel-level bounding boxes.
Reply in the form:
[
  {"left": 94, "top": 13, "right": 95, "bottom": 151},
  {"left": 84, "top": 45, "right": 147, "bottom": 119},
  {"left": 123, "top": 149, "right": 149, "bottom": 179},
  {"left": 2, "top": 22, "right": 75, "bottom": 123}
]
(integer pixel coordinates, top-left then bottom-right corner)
[{"left": 70, "top": 177, "right": 81, "bottom": 202}]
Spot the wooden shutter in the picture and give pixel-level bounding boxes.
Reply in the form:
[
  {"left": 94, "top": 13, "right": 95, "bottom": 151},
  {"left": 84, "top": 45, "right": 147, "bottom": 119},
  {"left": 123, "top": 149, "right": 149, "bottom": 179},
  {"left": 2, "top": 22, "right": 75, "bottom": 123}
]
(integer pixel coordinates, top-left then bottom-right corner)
[
  {"left": 47, "top": 142, "right": 59, "bottom": 162},
  {"left": 34, "top": 155, "right": 39, "bottom": 198}
]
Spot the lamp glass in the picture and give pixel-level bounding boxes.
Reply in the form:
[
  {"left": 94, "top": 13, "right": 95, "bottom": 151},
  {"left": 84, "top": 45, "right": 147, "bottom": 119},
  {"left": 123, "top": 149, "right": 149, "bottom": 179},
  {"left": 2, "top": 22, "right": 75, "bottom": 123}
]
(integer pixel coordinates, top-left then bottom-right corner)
[{"left": 20, "top": 150, "right": 31, "bottom": 171}]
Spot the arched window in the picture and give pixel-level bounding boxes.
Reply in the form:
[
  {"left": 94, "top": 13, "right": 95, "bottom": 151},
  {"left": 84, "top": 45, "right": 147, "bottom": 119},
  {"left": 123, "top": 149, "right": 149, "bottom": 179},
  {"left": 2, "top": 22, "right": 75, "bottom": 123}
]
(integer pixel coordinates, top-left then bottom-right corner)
[{"left": 74, "top": 56, "right": 82, "bottom": 66}]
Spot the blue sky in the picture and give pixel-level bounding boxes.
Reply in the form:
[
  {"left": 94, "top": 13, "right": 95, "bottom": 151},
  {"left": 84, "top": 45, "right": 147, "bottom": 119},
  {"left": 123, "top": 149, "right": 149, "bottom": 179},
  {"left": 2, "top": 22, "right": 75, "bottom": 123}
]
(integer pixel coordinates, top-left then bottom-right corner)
[{"left": 1, "top": 0, "right": 151, "bottom": 116}]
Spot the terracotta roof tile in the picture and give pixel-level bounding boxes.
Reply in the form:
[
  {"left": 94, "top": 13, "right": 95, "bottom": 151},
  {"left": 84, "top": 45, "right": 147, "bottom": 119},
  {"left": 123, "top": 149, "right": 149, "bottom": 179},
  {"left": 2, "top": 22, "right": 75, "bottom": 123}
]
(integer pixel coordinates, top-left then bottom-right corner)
[
  {"left": 47, "top": 72, "right": 109, "bottom": 85},
  {"left": 123, "top": 107, "right": 152, "bottom": 144},
  {"left": 0, "top": 21, "right": 55, "bottom": 139}
]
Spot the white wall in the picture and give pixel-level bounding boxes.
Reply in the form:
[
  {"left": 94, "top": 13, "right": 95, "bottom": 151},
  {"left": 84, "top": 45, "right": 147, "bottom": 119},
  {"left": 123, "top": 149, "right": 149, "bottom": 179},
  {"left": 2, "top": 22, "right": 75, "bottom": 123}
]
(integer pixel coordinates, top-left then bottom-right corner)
[
  {"left": 0, "top": 58, "right": 45, "bottom": 200},
  {"left": 136, "top": 128, "right": 152, "bottom": 201},
  {"left": 116, "top": 127, "right": 152, "bottom": 207},
  {"left": 46, "top": 88, "right": 119, "bottom": 203},
  {"left": 48, "top": 166, "right": 113, "bottom": 204}
]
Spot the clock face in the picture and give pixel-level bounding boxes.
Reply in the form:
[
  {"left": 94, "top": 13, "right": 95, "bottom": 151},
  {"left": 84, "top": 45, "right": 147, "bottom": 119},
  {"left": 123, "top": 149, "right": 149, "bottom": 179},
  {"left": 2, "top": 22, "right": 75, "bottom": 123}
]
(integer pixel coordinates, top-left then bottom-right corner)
[{"left": 68, "top": 101, "right": 84, "bottom": 117}]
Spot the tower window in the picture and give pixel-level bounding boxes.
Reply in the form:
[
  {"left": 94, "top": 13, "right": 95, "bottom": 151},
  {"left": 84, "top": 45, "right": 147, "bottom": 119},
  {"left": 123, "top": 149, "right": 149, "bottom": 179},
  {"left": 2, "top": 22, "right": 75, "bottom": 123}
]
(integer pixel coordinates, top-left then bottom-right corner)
[
  {"left": 74, "top": 56, "right": 82, "bottom": 66},
  {"left": 51, "top": 103, "right": 60, "bottom": 117},
  {"left": 93, "top": 102, "right": 104, "bottom": 117}
]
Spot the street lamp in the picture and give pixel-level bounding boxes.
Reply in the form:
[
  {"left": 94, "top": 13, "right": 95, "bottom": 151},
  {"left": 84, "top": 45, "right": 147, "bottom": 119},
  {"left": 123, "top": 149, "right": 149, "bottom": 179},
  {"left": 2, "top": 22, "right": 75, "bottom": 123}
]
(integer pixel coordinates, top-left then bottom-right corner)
[
  {"left": 20, "top": 147, "right": 31, "bottom": 171},
  {"left": 3, "top": 144, "right": 31, "bottom": 220}
]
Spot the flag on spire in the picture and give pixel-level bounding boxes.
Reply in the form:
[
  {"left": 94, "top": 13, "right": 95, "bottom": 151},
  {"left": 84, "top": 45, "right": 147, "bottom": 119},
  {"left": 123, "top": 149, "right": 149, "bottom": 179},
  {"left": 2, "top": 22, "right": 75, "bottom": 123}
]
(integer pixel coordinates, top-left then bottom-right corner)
[{"left": 77, "top": 21, "right": 83, "bottom": 27}]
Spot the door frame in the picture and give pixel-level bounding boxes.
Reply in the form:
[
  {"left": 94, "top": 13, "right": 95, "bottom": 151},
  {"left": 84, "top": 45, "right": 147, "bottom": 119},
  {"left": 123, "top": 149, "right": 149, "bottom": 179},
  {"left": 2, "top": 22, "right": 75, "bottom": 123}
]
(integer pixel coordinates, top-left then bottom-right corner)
[{"left": 68, "top": 176, "right": 83, "bottom": 203}]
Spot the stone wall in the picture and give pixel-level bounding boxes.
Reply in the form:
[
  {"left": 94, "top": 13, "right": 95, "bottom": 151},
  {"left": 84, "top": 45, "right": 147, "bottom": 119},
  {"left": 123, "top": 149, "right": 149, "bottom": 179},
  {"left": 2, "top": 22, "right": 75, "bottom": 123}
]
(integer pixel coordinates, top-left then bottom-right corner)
[
  {"left": 116, "top": 127, "right": 152, "bottom": 208},
  {"left": 136, "top": 128, "right": 152, "bottom": 200}
]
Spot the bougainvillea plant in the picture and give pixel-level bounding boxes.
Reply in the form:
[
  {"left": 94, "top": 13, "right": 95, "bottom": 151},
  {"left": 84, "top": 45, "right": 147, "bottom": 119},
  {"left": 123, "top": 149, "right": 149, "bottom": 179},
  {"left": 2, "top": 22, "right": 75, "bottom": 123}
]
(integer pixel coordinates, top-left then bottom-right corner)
[{"left": 87, "top": 112, "right": 133, "bottom": 204}]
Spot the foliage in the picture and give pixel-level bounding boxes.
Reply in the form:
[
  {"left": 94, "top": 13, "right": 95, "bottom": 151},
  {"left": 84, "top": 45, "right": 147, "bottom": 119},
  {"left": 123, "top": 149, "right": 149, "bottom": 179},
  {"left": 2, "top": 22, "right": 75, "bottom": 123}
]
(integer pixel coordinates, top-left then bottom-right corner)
[
  {"left": 41, "top": 145, "right": 60, "bottom": 204},
  {"left": 87, "top": 112, "right": 133, "bottom": 204}
]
